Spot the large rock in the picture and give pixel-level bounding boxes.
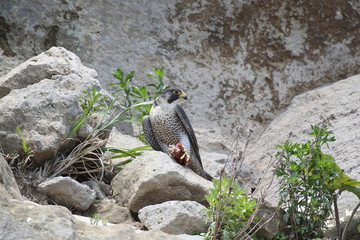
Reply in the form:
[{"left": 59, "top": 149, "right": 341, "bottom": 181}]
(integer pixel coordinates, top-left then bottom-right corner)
[
  {"left": 38, "top": 176, "right": 96, "bottom": 211},
  {"left": 138, "top": 200, "right": 209, "bottom": 235},
  {"left": 111, "top": 151, "right": 213, "bottom": 213},
  {"left": 245, "top": 74, "right": 360, "bottom": 229},
  {"left": 0, "top": 155, "right": 22, "bottom": 201},
  {"left": 0, "top": 200, "right": 76, "bottom": 240},
  {"left": 0, "top": 47, "right": 103, "bottom": 165}
]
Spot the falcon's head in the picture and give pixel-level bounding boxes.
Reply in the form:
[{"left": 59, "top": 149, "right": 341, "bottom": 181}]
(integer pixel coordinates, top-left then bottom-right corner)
[{"left": 154, "top": 88, "right": 187, "bottom": 105}]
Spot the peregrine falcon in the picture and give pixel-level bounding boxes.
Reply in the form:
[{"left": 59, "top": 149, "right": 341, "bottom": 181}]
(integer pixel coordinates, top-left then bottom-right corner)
[{"left": 142, "top": 88, "right": 213, "bottom": 181}]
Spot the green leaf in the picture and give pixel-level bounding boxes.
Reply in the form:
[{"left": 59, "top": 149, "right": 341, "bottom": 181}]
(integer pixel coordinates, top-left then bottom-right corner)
[
  {"left": 16, "top": 126, "right": 31, "bottom": 155},
  {"left": 125, "top": 71, "right": 135, "bottom": 81},
  {"left": 113, "top": 69, "right": 124, "bottom": 80},
  {"left": 154, "top": 67, "right": 164, "bottom": 79}
]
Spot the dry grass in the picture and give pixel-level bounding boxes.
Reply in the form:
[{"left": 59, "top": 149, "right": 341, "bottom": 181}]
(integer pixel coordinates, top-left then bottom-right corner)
[{"left": 45, "top": 136, "right": 109, "bottom": 182}]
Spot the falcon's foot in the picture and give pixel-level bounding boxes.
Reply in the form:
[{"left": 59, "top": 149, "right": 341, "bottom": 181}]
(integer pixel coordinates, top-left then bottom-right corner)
[{"left": 168, "top": 142, "right": 190, "bottom": 166}]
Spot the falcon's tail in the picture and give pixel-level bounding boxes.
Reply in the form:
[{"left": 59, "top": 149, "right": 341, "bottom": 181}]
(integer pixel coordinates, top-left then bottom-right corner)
[{"left": 203, "top": 171, "right": 213, "bottom": 181}]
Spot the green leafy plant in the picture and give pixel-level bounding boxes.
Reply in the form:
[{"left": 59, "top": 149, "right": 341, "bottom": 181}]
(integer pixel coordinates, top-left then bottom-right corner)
[
  {"left": 13, "top": 126, "right": 33, "bottom": 170},
  {"left": 46, "top": 87, "right": 153, "bottom": 181},
  {"left": 90, "top": 213, "right": 108, "bottom": 226},
  {"left": 90, "top": 213, "right": 101, "bottom": 225},
  {"left": 67, "top": 88, "right": 109, "bottom": 138},
  {"left": 16, "top": 126, "right": 31, "bottom": 155},
  {"left": 274, "top": 125, "right": 360, "bottom": 239},
  {"left": 109, "top": 67, "right": 170, "bottom": 125},
  {"left": 273, "top": 232, "right": 287, "bottom": 240},
  {"left": 46, "top": 68, "right": 170, "bottom": 181},
  {"left": 204, "top": 175, "right": 257, "bottom": 240},
  {"left": 103, "top": 145, "right": 153, "bottom": 172}
]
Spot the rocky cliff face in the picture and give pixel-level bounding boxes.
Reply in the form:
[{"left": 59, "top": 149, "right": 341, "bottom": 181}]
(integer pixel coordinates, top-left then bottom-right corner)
[
  {"left": 1, "top": 0, "right": 359, "bottom": 147},
  {"left": 1, "top": 1, "right": 360, "bottom": 238}
]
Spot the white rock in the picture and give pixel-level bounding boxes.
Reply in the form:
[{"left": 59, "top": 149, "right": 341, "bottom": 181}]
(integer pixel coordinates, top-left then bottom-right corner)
[
  {"left": 38, "top": 176, "right": 96, "bottom": 211},
  {"left": 138, "top": 200, "right": 209, "bottom": 235},
  {"left": 111, "top": 151, "right": 213, "bottom": 213}
]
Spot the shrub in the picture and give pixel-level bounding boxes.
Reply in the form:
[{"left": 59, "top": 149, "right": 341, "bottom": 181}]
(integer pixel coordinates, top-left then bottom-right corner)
[
  {"left": 274, "top": 125, "right": 336, "bottom": 239},
  {"left": 274, "top": 125, "right": 360, "bottom": 239},
  {"left": 204, "top": 175, "right": 257, "bottom": 240}
]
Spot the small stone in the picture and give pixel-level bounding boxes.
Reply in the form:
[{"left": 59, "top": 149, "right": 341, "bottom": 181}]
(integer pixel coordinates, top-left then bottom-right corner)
[
  {"left": 138, "top": 201, "right": 209, "bottom": 235},
  {"left": 38, "top": 176, "right": 96, "bottom": 210}
]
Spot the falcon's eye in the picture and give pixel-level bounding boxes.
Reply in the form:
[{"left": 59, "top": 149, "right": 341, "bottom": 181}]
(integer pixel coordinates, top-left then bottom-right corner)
[{"left": 173, "top": 90, "right": 181, "bottom": 95}]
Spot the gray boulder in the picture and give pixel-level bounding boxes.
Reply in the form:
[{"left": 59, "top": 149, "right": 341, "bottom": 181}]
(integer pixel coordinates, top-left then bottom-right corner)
[
  {"left": 0, "top": 47, "right": 103, "bottom": 166},
  {"left": 111, "top": 151, "right": 213, "bottom": 213},
  {"left": 138, "top": 200, "right": 209, "bottom": 235},
  {"left": 38, "top": 176, "right": 96, "bottom": 211}
]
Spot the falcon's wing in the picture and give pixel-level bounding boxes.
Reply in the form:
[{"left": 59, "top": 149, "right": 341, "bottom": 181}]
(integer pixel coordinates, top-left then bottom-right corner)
[
  {"left": 175, "top": 105, "right": 203, "bottom": 168},
  {"left": 142, "top": 116, "right": 162, "bottom": 151}
]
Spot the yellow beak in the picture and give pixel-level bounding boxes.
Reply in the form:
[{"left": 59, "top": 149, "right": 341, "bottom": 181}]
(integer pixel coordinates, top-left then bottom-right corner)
[{"left": 179, "top": 91, "right": 187, "bottom": 100}]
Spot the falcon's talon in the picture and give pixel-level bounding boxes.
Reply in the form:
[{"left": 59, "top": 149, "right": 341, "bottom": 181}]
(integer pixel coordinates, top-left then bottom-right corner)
[
  {"left": 168, "top": 143, "right": 190, "bottom": 166},
  {"left": 179, "top": 149, "right": 189, "bottom": 160}
]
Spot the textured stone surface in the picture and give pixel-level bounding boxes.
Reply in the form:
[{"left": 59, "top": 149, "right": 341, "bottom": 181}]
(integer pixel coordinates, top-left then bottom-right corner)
[
  {"left": 111, "top": 151, "right": 213, "bottom": 213},
  {"left": 0, "top": 47, "right": 102, "bottom": 165},
  {"left": 0, "top": 199, "right": 184, "bottom": 240},
  {"left": 1, "top": 0, "right": 359, "bottom": 148},
  {"left": 106, "top": 127, "right": 146, "bottom": 150},
  {"left": 0, "top": 45, "right": 97, "bottom": 97},
  {"left": 138, "top": 200, "right": 208, "bottom": 235},
  {"left": 0, "top": 155, "right": 22, "bottom": 202},
  {"left": 83, "top": 199, "right": 132, "bottom": 224},
  {"left": 245, "top": 74, "right": 360, "bottom": 225},
  {"left": 0, "top": 1, "right": 359, "bottom": 238},
  {"left": 38, "top": 176, "right": 96, "bottom": 211},
  {"left": 0, "top": 200, "right": 76, "bottom": 240},
  {"left": 74, "top": 218, "right": 184, "bottom": 240}
]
